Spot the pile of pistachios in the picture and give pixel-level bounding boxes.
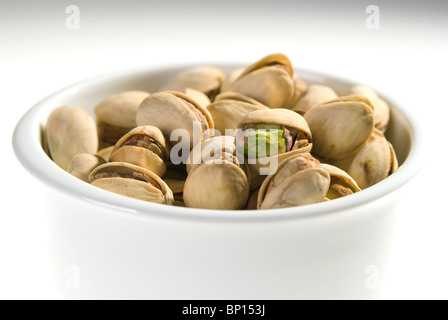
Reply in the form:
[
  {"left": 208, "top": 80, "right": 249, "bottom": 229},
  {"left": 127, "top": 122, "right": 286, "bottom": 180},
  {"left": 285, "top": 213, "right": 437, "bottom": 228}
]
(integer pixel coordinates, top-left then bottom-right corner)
[{"left": 44, "top": 53, "right": 398, "bottom": 210}]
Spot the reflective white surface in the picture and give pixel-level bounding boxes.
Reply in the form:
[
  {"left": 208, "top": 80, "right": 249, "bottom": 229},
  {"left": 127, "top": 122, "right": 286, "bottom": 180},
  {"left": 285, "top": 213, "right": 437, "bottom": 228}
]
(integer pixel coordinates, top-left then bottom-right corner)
[{"left": 2, "top": 0, "right": 448, "bottom": 299}]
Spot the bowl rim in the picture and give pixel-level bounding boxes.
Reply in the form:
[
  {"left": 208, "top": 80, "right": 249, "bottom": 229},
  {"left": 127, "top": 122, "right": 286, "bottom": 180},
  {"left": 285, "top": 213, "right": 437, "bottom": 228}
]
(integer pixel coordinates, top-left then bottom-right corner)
[{"left": 12, "top": 63, "right": 425, "bottom": 223}]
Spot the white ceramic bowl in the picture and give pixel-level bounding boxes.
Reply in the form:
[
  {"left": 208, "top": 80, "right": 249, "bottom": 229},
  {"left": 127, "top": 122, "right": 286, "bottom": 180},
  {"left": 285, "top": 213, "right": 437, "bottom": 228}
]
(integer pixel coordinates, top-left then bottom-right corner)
[{"left": 13, "top": 64, "right": 423, "bottom": 299}]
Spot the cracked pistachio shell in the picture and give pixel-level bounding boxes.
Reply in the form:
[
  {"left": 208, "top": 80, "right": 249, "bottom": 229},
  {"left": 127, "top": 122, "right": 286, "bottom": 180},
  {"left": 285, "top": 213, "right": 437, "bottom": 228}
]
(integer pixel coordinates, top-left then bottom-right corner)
[
  {"left": 238, "top": 108, "right": 313, "bottom": 190},
  {"left": 227, "top": 53, "right": 295, "bottom": 108},
  {"left": 89, "top": 162, "right": 174, "bottom": 204},
  {"left": 161, "top": 66, "right": 225, "bottom": 100},
  {"left": 304, "top": 96, "right": 374, "bottom": 161},
  {"left": 45, "top": 106, "right": 98, "bottom": 170},
  {"left": 109, "top": 125, "right": 170, "bottom": 177},
  {"left": 320, "top": 163, "right": 361, "bottom": 199},
  {"left": 347, "top": 129, "right": 398, "bottom": 189},
  {"left": 348, "top": 85, "right": 390, "bottom": 131},
  {"left": 136, "top": 91, "right": 214, "bottom": 150},
  {"left": 67, "top": 153, "right": 107, "bottom": 182},
  {"left": 207, "top": 92, "right": 269, "bottom": 134},
  {"left": 292, "top": 85, "right": 338, "bottom": 115},
  {"left": 94, "top": 90, "right": 150, "bottom": 145},
  {"left": 258, "top": 153, "right": 330, "bottom": 209},
  {"left": 183, "top": 159, "right": 249, "bottom": 210}
]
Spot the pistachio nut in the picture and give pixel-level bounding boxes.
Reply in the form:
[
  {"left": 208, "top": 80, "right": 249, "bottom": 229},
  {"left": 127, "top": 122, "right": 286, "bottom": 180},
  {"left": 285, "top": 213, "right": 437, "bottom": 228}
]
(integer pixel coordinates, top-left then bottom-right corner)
[
  {"left": 347, "top": 129, "right": 398, "bottom": 189},
  {"left": 89, "top": 162, "right": 174, "bottom": 204},
  {"left": 67, "top": 153, "right": 107, "bottom": 182},
  {"left": 184, "top": 136, "right": 250, "bottom": 210},
  {"left": 207, "top": 91, "right": 269, "bottom": 135},
  {"left": 320, "top": 163, "right": 361, "bottom": 200},
  {"left": 109, "top": 125, "right": 170, "bottom": 177},
  {"left": 45, "top": 105, "right": 98, "bottom": 170},
  {"left": 304, "top": 96, "right": 374, "bottom": 162},
  {"left": 136, "top": 91, "right": 214, "bottom": 152},
  {"left": 161, "top": 66, "right": 225, "bottom": 100},
  {"left": 348, "top": 85, "right": 390, "bottom": 131},
  {"left": 257, "top": 153, "right": 330, "bottom": 209},
  {"left": 94, "top": 90, "right": 150, "bottom": 146},
  {"left": 237, "top": 108, "right": 313, "bottom": 190},
  {"left": 292, "top": 84, "right": 338, "bottom": 115},
  {"left": 183, "top": 158, "right": 250, "bottom": 210},
  {"left": 226, "top": 53, "right": 295, "bottom": 108}
]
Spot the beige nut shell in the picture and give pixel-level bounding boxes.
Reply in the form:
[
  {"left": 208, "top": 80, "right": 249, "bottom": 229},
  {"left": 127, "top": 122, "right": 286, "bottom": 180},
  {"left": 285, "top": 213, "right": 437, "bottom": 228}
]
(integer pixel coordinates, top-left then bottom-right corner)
[
  {"left": 183, "top": 159, "right": 249, "bottom": 210},
  {"left": 304, "top": 96, "right": 374, "bottom": 162},
  {"left": 45, "top": 105, "right": 98, "bottom": 170},
  {"left": 136, "top": 91, "right": 214, "bottom": 149},
  {"left": 89, "top": 162, "right": 174, "bottom": 205},
  {"left": 257, "top": 153, "right": 330, "bottom": 210},
  {"left": 109, "top": 125, "right": 169, "bottom": 177}
]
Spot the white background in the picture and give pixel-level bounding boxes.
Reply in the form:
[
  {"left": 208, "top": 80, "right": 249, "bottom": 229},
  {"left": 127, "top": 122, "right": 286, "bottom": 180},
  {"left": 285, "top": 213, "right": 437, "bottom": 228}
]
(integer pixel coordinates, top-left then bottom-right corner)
[{"left": 1, "top": 0, "right": 447, "bottom": 299}]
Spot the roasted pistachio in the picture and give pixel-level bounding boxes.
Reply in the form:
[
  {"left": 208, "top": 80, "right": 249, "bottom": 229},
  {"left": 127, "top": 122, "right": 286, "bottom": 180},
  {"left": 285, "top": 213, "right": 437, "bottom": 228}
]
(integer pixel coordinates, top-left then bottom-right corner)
[
  {"left": 292, "top": 85, "right": 338, "bottom": 115},
  {"left": 45, "top": 105, "right": 98, "bottom": 170},
  {"left": 109, "top": 125, "right": 170, "bottom": 177},
  {"left": 320, "top": 163, "right": 361, "bottom": 199},
  {"left": 348, "top": 85, "right": 390, "bottom": 131},
  {"left": 347, "top": 129, "right": 398, "bottom": 189},
  {"left": 89, "top": 162, "right": 174, "bottom": 204},
  {"left": 136, "top": 91, "right": 214, "bottom": 152},
  {"left": 226, "top": 53, "right": 295, "bottom": 108},
  {"left": 207, "top": 92, "right": 269, "bottom": 134},
  {"left": 184, "top": 136, "right": 250, "bottom": 210},
  {"left": 304, "top": 96, "right": 374, "bottom": 162},
  {"left": 257, "top": 153, "right": 330, "bottom": 209},
  {"left": 161, "top": 66, "right": 225, "bottom": 100},
  {"left": 94, "top": 90, "right": 150, "bottom": 146},
  {"left": 237, "top": 108, "right": 312, "bottom": 189}
]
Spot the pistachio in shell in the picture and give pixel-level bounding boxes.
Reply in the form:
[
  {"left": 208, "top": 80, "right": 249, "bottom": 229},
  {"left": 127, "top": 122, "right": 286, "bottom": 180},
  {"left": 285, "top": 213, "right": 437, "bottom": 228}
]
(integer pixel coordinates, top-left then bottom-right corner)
[
  {"left": 89, "top": 162, "right": 174, "bottom": 204},
  {"left": 45, "top": 105, "right": 98, "bottom": 170},
  {"left": 304, "top": 96, "right": 375, "bottom": 162},
  {"left": 257, "top": 153, "right": 330, "bottom": 210},
  {"left": 348, "top": 85, "right": 390, "bottom": 131},
  {"left": 109, "top": 125, "right": 170, "bottom": 177},
  {"left": 207, "top": 92, "right": 269, "bottom": 135},
  {"left": 136, "top": 91, "right": 215, "bottom": 158},
  {"left": 347, "top": 129, "right": 398, "bottom": 189},
  {"left": 67, "top": 153, "right": 107, "bottom": 182},
  {"left": 94, "top": 90, "right": 150, "bottom": 146},
  {"left": 183, "top": 159, "right": 249, "bottom": 210},
  {"left": 184, "top": 136, "right": 250, "bottom": 210},
  {"left": 292, "top": 84, "right": 338, "bottom": 115},
  {"left": 237, "top": 108, "right": 313, "bottom": 190},
  {"left": 161, "top": 66, "right": 225, "bottom": 100},
  {"left": 226, "top": 53, "right": 295, "bottom": 108},
  {"left": 320, "top": 163, "right": 361, "bottom": 200}
]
